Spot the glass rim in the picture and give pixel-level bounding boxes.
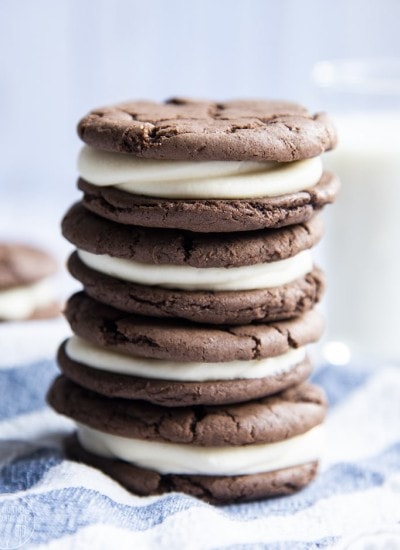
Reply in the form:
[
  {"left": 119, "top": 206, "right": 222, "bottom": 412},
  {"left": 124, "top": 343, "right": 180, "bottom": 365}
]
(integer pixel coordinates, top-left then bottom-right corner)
[{"left": 312, "top": 57, "right": 400, "bottom": 95}]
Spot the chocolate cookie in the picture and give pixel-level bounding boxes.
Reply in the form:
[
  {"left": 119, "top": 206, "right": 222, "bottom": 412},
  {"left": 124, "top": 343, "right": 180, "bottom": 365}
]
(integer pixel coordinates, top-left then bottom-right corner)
[
  {"left": 62, "top": 202, "right": 323, "bottom": 268},
  {"left": 66, "top": 433, "right": 319, "bottom": 504},
  {"left": 77, "top": 98, "right": 337, "bottom": 162},
  {"left": 78, "top": 171, "right": 339, "bottom": 233},
  {"left": 68, "top": 252, "right": 325, "bottom": 325},
  {"left": 0, "top": 243, "right": 57, "bottom": 290},
  {"left": 0, "top": 242, "right": 59, "bottom": 321},
  {"left": 66, "top": 292, "right": 324, "bottom": 362},
  {"left": 57, "top": 340, "right": 313, "bottom": 406},
  {"left": 50, "top": 376, "right": 325, "bottom": 503},
  {"left": 48, "top": 376, "right": 326, "bottom": 446}
]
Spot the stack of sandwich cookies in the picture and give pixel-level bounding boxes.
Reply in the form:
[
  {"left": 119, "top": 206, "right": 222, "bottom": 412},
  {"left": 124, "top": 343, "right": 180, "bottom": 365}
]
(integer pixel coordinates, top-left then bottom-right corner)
[
  {"left": 48, "top": 377, "right": 326, "bottom": 504},
  {"left": 48, "top": 98, "right": 338, "bottom": 504},
  {"left": 0, "top": 243, "right": 59, "bottom": 321}
]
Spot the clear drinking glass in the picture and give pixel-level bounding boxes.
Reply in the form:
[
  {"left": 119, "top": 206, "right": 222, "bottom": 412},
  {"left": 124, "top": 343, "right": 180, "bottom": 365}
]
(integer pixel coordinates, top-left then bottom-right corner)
[{"left": 312, "top": 58, "right": 400, "bottom": 365}]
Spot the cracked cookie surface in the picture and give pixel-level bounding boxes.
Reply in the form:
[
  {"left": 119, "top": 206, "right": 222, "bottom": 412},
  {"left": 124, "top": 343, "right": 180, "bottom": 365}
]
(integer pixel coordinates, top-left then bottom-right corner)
[
  {"left": 78, "top": 98, "right": 337, "bottom": 162},
  {"left": 48, "top": 376, "right": 326, "bottom": 445},
  {"left": 65, "top": 292, "right": 324, "bottom": 362},
  {"left": 62, "top": 202, "right": 323, "bottom": 268}
]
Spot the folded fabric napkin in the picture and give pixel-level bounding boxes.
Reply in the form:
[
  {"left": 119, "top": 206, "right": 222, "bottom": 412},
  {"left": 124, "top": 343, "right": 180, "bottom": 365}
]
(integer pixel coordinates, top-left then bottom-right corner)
[{"left": 1, "top": 320, "right": 400, "bottom": 549}]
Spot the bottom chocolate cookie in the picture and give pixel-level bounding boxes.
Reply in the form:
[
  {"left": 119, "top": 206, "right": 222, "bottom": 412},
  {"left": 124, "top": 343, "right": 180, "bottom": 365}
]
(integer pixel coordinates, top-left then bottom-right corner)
[
  {"left": 66, "top": 434, "right": 319, "bottom": 504},
  {"left": 49, "top": 378, "right": 326, "bottom": 503}
]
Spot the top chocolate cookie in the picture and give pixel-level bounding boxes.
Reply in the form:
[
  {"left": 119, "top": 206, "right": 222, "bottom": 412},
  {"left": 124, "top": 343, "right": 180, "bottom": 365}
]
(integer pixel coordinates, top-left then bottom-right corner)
[{"left": 78, "top": 98, "right": 337, "bottom": 162}]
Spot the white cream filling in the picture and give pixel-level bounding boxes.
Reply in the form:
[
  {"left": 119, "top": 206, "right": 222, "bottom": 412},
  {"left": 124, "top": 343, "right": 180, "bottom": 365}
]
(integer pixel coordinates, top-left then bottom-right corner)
[
  {"left": 65, "top": 336, "right": 306, "bottom": 382},
  {"left": 76, "top": 423, "right": 325, "bottom": 476},
  {"left": 0, "top": 278, "right": 56, "bottom": 320},
  {"left": 78, "top": 146, "right": 323, "bottom": 199},
  {"left": 77, "top": 248, "right": 313, "bottom": 291}
]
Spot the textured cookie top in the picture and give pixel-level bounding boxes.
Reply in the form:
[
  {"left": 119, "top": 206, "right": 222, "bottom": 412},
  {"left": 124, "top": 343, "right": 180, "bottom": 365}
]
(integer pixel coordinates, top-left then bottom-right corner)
[
  {"left": 48, "top": 376, "right": 327, "bottom": 446},
  {"left": 62, "top": 202, "right": 323, "bottom": 268},
  {"left": 65, "top": 292, "right": 324, "bottom": 362},
  {"left": 78, "top": 98, "right": 337, "bottom": 162},
  {"left": 0, "top": 243, "right": 57, "bottom": 290}
]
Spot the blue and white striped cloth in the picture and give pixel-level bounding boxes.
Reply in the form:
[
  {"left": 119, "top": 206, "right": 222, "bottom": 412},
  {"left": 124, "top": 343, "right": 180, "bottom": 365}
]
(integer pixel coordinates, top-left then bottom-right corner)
[{"left": 1, "top": 319, "right": 400, "bottom": 549}]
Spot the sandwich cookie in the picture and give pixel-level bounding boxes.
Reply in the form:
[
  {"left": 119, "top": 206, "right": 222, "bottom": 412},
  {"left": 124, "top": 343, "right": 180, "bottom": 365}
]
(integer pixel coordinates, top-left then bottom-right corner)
[
  {"left": 77, "top": 98, "right": 338, "bottom": 232},
  {"left": 0, "top": 243, "right": 59, "bottom": 321},
  {"left": 60, "top": 292, "right": 323, "bottom": 405},
  {"left": 48, "top": 376, "right": 327, "bottom": 503},
  {"left": 51, "top": 95, "right": 339, "bottom": 502},
  {"left": 62, "top": 203, "right": 324, "bottom": 324}
]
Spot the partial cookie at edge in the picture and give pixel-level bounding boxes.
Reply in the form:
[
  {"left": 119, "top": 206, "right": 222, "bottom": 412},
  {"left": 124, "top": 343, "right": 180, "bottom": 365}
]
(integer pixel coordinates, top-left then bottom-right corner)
[{"left": 0, "top": 243, "right": 57, "bottom": 290}]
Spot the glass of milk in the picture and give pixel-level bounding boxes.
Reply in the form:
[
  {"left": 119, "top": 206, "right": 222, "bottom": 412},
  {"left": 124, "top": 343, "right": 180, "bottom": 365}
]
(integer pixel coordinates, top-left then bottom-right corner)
[{"left": 312, "top": 58, "right": 400, "bottom": 364}]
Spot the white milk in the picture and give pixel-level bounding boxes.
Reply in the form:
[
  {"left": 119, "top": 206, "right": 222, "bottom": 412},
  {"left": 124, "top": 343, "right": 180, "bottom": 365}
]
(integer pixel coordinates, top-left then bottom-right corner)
[{"left": 323, "top": 112, "right": 400, "bottom": 362}]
